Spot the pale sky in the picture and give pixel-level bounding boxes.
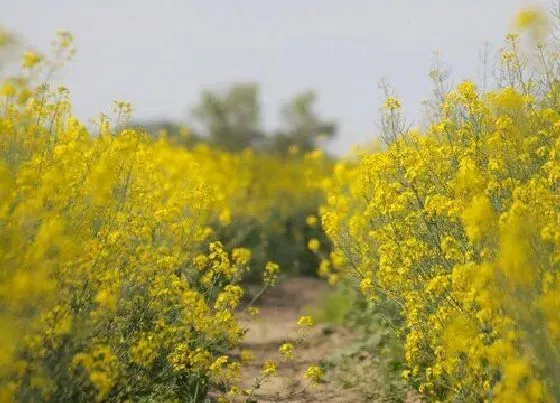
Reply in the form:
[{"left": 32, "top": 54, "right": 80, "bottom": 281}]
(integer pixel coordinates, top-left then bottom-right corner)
[{"left": 2, "top": 0, "right": 548, "bottom": 153}]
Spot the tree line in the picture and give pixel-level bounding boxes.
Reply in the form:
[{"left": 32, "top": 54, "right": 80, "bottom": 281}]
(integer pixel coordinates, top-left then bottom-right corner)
[{"left": 131, "top": 83, "right": 337, "bottom": 155}]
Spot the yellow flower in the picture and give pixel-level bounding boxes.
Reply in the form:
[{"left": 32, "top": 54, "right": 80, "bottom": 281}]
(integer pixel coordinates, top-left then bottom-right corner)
[
  {"left": 456, "top": 80, "right": 478, "bottom": 101},
  {"left": 262, "top": 360, "right": 277, "bottom": 377},
  {"left": 297, "top": 315, "right": 314, "bottom": 327},
  {"left": 209, "top": 355, "right": 229, "bottom": 374},
  {"left": 232, "top": 248, "right": 251, "bottom": 266},
  {"left": 113, "top": 100, "right": 134, "bottom": 114},
  {"left": 307, "top": 238, "right": 320, "bottom": 252},
  {"left": 305, "top": 215, "right": 318, "bottom": 227},
  {"left": 95, "top": 288, "right": 118, "bottom": 312},
  {"left": 489, "top": 87, "right": 527, "bottom": 110},
  {"left": 515, "top": 6, "right": 549, "bottom": 44},
  {"left": 304, "top": 365, "right": 323, "bottom": 384},
  {"left": 193, "top": 254, "right": 209, "bottom": 270},
  {"left": 22, "top": 50, "right": 43, "bottom": 69},
  {"left": 240, "top": 350, "right": 253, "bottom": 362},
  {"left": 317, "top": 259, "right": 331, "bottom": 278},
  {"left": 247, "top": 306, "right": 260, "bottom": 316},
  {"left": 359, "top": 277, "right": 375, "bottom": 296},
  {"left": 328, "top": 273, "right": 339, "bottom": 285},
  {"left": 218, "top": 208, "right": 231, "bottom": 225},
  {"left": 278, "top": 343, "right": 295, "bottom": 360},
  {"left": 228, "top": 385, "right": 242, "bottom": 396},
  {"left": 264, "top": 261, "right": 280, "bottom": 286},
  {"left": 461, "top": 194, "right": 495, "bottom": 243},
  {"left": 515, "top": 7, "right": 547, "bottom": 29},
  {"left": 500, "top": 50, "right": 516, "bottom": 64},
  {"left": 0, "top": 28, "right": 16, "bottom": 48},
  {"left": 329, "top": 249, "right": 345, "bottom": 269},
  {"left": 384, "top": 96, "right": 401, "bottom": 110}
]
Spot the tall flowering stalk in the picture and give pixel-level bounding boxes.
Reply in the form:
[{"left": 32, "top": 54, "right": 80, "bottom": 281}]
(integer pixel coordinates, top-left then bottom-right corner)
[{"left": 321, "top": 10, "right": 560, "bottom": 402}]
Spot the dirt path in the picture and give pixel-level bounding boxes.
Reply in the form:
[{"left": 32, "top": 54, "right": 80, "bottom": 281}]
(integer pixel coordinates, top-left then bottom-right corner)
[{"left": 238, "top": 277, "right": 364, "bottom": 402}]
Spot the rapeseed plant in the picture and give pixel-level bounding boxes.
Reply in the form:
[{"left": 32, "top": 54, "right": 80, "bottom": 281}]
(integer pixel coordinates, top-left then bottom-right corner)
[
  {"left": 0, "top": 28, "right": 330, "bottom": 402},
  {"left": 320, "top": 6, "right": 560, "bottom": 402}
]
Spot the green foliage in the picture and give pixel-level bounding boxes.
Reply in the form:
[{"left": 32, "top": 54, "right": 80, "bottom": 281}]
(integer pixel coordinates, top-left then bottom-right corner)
[
  {"left": 189, "top": 84, "right": 337, "bottom": 155},
  {"left": 217, "top": 207, "right": 331, "bottom": 283},
  {"left": 192, "top": 82, "right": 264, "bottom": 152},
  {"left": 127, "top": 119, "right": 203, "bottom": 148},
  {"left": 131, "top": 85, "right": 338, "bottom": 285},
  {"left": 271, "top": 90, "right": 337, "bottom": 155},
  {"left": 318, "top": 282, "right": 410, "bottom": 402},
  {"left": 314, "top": 283, "right": 356, "bottom": 325}
]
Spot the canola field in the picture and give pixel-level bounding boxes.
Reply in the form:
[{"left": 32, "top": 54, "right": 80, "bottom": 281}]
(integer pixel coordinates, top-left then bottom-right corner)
[{"left": 1, "top": 6, "right": 559, "bottom": 403}]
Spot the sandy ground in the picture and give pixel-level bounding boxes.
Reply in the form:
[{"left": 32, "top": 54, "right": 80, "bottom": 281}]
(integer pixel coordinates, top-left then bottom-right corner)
[{"left": 236, "top": 277, "right": 367, "bottom": 402}]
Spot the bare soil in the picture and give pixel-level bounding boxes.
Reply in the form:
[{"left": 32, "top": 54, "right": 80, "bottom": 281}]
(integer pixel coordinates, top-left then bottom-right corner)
[{"left": 237, "top": 277, "right": 368, "bottom": 402}]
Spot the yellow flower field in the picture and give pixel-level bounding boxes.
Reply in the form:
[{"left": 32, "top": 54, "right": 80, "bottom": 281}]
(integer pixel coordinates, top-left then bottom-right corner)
[
  {"left": 2, "top": 5, "right": 560, "bottom": 403},
  {"left": 320, "top": 8, "right": 560, "bottom": 402},
  {"left": 0, "top": 31, "right": 329, "bottom": 401}
]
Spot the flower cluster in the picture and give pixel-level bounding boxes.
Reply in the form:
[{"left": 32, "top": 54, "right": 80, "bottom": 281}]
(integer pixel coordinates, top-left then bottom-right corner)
[
  {"left": 0, "top": 30, "right": 330, "bottom": 402},
  {"left": 321, "top": 20, "right": 560, "bottom": 402}
]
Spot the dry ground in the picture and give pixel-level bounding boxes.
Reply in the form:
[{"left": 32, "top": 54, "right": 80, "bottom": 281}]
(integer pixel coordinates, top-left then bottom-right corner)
[{"left": 236, "top": 277, "right": 390, "bottom": 402}]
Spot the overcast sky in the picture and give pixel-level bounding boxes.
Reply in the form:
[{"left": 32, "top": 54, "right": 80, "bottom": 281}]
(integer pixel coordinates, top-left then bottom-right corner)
[{"left": 2, "top": 0, "right": 548, "bottom": 153}]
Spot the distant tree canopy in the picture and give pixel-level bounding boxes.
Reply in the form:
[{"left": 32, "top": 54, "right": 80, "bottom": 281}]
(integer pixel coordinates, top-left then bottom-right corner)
[
  {"left": 132, "top": 82, "right": 337, "bottom": 156},
  {"left": 126, "top": 119, "right": 201, "bottom": 148},
  {"left": 192, "top": 82, "right": 264, "bottom": 152},
  {"left": 272, "top": 90, "right": 336, "bottom": 154}
]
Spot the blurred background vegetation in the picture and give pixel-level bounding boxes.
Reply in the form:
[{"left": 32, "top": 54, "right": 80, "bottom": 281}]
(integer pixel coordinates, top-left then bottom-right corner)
[
  {"left": 128, "top": 82, "right": 337, "bottom": 282},
  {"left": 131, "top": 82, "right": 336, "bottom": 155}
]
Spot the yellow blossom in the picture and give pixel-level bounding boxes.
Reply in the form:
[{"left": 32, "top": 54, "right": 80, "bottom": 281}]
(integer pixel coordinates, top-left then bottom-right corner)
[
  {"left": 297, "top": 315, "right": 314, "bottom": 327},
  {"left": 384, "top": 96, "right": 401, "bottom": 110},
  {"left": 304, "top": 365, "right": 323, "bottom": 384},
  {"left": 307, "top": 238, "right": 320, "bottom": 252},
  {"left": 262, "top": 360, "right": 277, "bottom": 377},
  {"left": 22, "top": 50, "right": 42, "bottom": 69},
  {"left": 278, "top": 343, "right": 295, "bottom": 360}
]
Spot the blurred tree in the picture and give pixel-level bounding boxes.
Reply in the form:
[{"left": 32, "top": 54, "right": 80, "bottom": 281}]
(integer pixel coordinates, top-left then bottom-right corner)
[
  {"left": 127, "top": 119, "right": 203, "bottom": 148},
  {"left": 133, "top": 86, "right": 336, "bottom": 156},
  {"left": 191, "top": 82, "right": 264, "bottom": 152},
  {"left": 271, "top": 90, "right": 337, "bottom": 154}
]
